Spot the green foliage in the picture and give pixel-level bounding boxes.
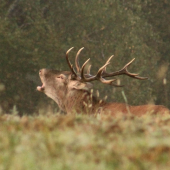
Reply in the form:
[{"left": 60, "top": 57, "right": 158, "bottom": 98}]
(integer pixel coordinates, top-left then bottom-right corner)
[
  {"left": 1, "top": 113, "right": 170, "bottom": 169},
  {"left": 0, "top": 0, "right": 169, "bottom": 113}
]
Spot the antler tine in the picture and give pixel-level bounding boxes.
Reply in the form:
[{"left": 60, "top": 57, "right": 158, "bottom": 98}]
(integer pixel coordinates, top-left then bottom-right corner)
[
  {"left": 75, "top": 47, "right": 84, "bottom": 73},
  {"left": 81, "top": 58, "right": 111, "bottom": 82},
  {"left": 106, "top": 55, "right": 114, "bottom": 64},
  {"left": 86, "top": 65, "right": 92, "bottom": 75},
  {"left": 80, "top": 58, "right": 93, "bottom": 81},
  {"left": 100, "top": 77, "right": 115, "bottom": 84},
  {"left": 66, "top": 47, "right": 77, "bottom": 77},
  {"left": 102, "top": 58, "right": 148, "bottom": 80},
  {"left": 131, "top": 75, "right": 148, "bottom": 80},
  {"left": 99, "top": 77, "right": 124, "bottom": 87},
  {"left": 96, "top": 62, "right": 110, "bottom": 77},
  {"left": 121, "top": 58, "right": 138, "bottom": 76},
  {"left": 122, "top": 58, "right": 148, "bottom": 79},
  {"left": 66, "top": 47, "right": 74, "bottom": 70}
]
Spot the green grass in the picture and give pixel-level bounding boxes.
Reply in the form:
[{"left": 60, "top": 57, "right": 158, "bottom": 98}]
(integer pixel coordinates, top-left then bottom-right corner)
[{"left": 0, "top": 113, "right": 170, "bottom": 170}]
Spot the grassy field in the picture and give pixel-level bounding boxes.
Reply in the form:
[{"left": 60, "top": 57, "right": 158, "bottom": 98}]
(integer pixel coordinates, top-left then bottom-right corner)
[{"left": 0, "top": 112, "right": 170, "bottom": 170}]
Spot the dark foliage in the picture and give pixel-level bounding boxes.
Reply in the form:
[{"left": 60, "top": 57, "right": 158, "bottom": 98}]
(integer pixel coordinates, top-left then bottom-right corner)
[{"left": 0, "top": 0, "right": 169, "bottom": 114}]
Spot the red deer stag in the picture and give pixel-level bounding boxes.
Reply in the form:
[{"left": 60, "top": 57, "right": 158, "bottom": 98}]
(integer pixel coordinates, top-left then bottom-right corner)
[{"left": 37, "top": 47, "right": 170, "bottom": 116}]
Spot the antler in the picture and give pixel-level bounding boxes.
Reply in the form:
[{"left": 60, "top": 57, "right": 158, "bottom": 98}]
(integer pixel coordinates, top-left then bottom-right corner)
[
  {"left": 80, "top": 56, "right": 119, "bottom": 86},
  {"left": 75, "top": 47, "right": 84, "bottom": 73},
  {"left": 101, "top": 58, "right": 148, "bottom": 80},
  {"left": 66, "top": 47, "right": 90, "bottom": 80},
  {"left": 66, "top": 47, "right": 77, "bottom": 78},
  {"left": 65, "top": 47, "right": 148, "bottom": 86}
]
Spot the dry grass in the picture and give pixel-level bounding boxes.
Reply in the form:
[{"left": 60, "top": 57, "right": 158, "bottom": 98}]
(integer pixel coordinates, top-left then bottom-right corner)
[{"left": 0, "top": 112, "right": 170, "bottom": 170}]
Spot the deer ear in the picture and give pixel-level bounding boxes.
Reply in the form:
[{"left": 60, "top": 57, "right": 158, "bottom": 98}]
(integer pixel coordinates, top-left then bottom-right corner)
[{"left": 68, "top": 81, "right": 93, "bottom": 91}]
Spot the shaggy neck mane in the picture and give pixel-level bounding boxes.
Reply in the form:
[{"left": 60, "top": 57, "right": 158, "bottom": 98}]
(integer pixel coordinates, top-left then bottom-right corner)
[{"left": 64, "top": 89, "right": 105, "bottom": 114}]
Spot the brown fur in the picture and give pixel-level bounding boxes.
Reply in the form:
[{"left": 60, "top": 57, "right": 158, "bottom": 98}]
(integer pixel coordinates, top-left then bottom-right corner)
[
  {"left": 37, "top": 69, "right": 170, "bottom": 116},
  {"left": 103, "top": 103, "right": 170, "bottom": 116}
]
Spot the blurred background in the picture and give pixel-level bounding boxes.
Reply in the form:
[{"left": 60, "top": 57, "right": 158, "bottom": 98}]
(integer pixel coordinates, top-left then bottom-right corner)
[{"left": 0, "top": 0, "right": 169, "bottom": 115}]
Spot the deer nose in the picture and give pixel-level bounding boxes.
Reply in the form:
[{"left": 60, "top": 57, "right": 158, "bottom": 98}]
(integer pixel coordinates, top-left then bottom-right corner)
[{"left": 39, "top": 68, "right": 46, "bottom": 75}]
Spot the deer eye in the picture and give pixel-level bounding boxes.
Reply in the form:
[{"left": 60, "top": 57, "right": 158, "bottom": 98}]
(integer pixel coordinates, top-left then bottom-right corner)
[{"left": 57, "top": 75, "right": 64, "bottom": 79}]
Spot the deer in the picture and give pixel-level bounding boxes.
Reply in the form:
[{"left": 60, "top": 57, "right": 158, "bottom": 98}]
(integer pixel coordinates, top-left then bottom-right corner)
[{"left": 37, "top": 47, "right": 170, "bottom": 116}]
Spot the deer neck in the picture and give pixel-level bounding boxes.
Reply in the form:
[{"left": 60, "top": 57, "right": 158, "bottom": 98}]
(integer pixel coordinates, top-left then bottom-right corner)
[
  {"left": 45, "top": 86, "right": 67, "bottom": 112},
  {"left": 64, "top": 89, "right": 105, "bottom": 114}
]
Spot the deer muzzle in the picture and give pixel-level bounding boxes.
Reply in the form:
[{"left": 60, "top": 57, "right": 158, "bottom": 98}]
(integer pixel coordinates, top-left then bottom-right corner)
[{"left": 37, "top": 84, "right": 45, "bottom": 92}]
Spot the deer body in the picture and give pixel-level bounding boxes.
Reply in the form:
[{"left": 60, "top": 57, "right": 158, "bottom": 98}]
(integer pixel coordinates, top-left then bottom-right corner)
[
  {"left": 37, "top": 47, "right": 170, "bottom": 116},
  {"left": 103, "top": 103, "right": 169, "bottom": 116}
]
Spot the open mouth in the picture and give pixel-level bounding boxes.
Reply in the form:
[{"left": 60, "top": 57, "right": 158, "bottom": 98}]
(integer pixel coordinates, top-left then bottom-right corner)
[{"left": 37, "top": 84, "right": 45, "bottom": 92}]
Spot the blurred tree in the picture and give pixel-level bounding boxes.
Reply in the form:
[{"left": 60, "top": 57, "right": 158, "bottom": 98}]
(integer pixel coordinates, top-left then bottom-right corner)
[
  {"left": 0, "top": 0, "right": 169, "bottom": 114},
  {"left": 140, "top": 0, "right": 170, "bottom": 107}
]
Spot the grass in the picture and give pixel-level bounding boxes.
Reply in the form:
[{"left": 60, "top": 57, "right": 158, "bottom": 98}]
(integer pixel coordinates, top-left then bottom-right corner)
[{"left": 0, "top": 112, "right": 170, "bottom": 170}]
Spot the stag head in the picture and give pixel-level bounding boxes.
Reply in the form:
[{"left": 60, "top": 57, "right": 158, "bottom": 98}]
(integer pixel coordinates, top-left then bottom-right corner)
[{"left": 37, "top": 47, "right": 147, "bottom": 114}]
